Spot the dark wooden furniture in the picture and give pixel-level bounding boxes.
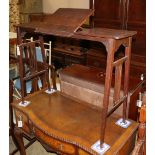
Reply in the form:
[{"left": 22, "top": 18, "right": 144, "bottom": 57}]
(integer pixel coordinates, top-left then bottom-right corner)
[
  {"left": 13, "top": 8, "right": 139, "bottom": 154},
  {"left": 10, "top": 39, "right": 57, "bottom": 154},
  {"left": 88, "top": 0, "right": 146, "bottom": 120},
  {"left": 132, "top": 93, "right": 146, "bottom": 155},
  {"left": 29, "top": 0, "right": 146, "bottom": 77},
  {"left": 73, "top": 29, "right": 137, "bottom": 144},
  {"left": 17, "top": 9, "right": 94, "bottom": 69},
  {"left": 17, "top": 38, "right": 56, "bottom": 100},
  {"left": 52, "top": 43, "right": 87, "bottom": 68},
  {"left": 12, "top": 89, "right": 138, "bottom": 155},
  {"left": 89, "top": 0, "right": 146, "bottom": 77},
  {"left": 28, "top": 1, "right": 146, "bottom": 75}
]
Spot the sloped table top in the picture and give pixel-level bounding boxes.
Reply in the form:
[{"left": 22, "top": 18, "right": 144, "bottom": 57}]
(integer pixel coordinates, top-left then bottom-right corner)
[{"left": 17, "top": 8, "right": 94, "bottom": 37}]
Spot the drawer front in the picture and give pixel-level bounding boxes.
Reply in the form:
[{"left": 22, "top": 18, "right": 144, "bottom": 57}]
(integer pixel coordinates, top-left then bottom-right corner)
[
  {"left": 15, "top": 110, "right": 30, "bottom": 134},
  {"left": 51, "top": 55, "right": 64, "bottom": 62},
  {"left": 33, "top": 126, "right": 76, "bottom": 155},
  {"left": 87, "top": 56, "right": 106, "bottom": 69},
  {"left": 78, "top": 149, "right": 90, "bottom": 155},
  {"left": 65, "top": 56, "right": 85, "bottom": 66}
]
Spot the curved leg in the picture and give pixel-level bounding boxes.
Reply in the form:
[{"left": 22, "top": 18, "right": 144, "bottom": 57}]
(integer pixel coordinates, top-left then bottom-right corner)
[
  {"left": 14, "top": 126, "right": 26, "bottom": 155},
  {"left": 11, "top": 128, "right": 19, "bottom": 149}
]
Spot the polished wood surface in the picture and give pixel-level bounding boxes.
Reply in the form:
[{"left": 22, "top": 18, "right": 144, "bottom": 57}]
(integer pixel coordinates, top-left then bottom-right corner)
[
  {"left": 132, "top": 94, "right": 146, "bottom": 155},
  {"left": 76, "top": 28, "right": 136, "bottom": 39},
  {"left": 17, "top": 8, "right": 94, "bottom": 37},
  {"left": 59, "top": 64, "right": 143, "bottom": 94},
  {"left": 12, "top": 90, "right": 138, "bottom": 155}
]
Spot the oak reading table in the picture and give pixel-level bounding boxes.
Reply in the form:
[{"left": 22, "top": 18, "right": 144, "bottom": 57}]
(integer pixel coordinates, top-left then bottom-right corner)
[{"left": 13, "top": 8, "right": 138, "bottom": 154}]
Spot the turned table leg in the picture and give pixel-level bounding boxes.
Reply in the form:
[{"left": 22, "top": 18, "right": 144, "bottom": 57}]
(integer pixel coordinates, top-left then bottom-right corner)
[{"left": 14, "top": 126, "right": 26, "bottom": 155}]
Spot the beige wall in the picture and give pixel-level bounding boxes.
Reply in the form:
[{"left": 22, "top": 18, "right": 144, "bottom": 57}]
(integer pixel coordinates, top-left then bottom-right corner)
[{"left": 43, "top": 0, "right": 89, "bottom": 13}]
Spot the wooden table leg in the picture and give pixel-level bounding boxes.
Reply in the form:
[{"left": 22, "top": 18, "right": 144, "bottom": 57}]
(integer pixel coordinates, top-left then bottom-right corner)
[
  {"left": 100, "top": 40, "right": 115, "bottom": 146},
  {"left": 14, "top": 126, "right": 26, "bottom": 155},
  {"left": 123, "top": 37, "right": 132, "bottom": 122}
]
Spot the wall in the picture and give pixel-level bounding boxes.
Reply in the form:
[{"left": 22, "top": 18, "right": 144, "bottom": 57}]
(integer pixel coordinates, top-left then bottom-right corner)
[
  {"left": 9, "top": 0, "right": 20, "bottom": 32},
  {"left": 43, "top": 0, "right": 89, "bottom": 13}
]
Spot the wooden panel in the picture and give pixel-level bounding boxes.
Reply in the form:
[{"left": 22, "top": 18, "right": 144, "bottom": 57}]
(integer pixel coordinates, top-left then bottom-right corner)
[
  {"left": 92, "top": 0, "right": 124, "bottom": 29},
  {"left": 90, "top": 0, "right": 146, "bottom": 75},
  {"left": 127, "top": 0, "right": 146, "bottom": 22},
  {"left": 87, "top": 49, "right": 107, "bottom": 69},
  {"left": 127, "top": 0, "right": 146, "bottom": 74},
  {"left": 127, "top": 0, "right": 146, "bottom": 54}
]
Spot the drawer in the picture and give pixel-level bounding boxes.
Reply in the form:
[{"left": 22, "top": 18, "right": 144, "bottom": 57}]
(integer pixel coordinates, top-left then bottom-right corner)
[
  {"left": 87, "top": 55, "right": 106, "bottom": 69},
  {"left": 33, "top": 127, "right": 76, "bottom": 154},
  {"left": 65, "top": 56, "right": 85, "bottom": 66},
  {"left": 15, "top": 110, "right": 30, "bottom": 134}
]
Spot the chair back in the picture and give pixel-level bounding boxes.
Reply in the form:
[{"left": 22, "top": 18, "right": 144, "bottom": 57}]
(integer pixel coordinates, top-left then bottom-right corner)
[
  {"left": 18, "top": 39, "right": 51, "bottom": 103},
  {"left": 25, "top": 37, "right": 55, "bottom": 87}
]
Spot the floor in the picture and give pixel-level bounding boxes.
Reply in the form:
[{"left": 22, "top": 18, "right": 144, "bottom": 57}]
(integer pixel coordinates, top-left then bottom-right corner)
[{"left": 9, "top": 136, "right": 56, "bottom": 155}]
